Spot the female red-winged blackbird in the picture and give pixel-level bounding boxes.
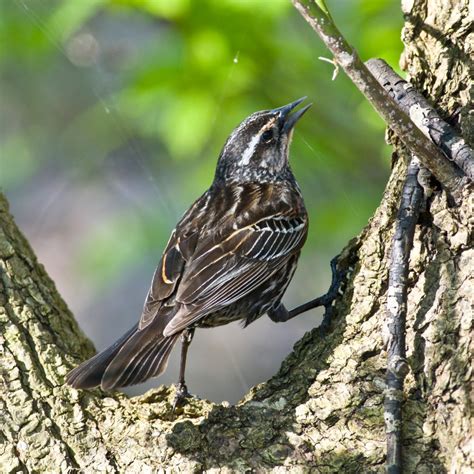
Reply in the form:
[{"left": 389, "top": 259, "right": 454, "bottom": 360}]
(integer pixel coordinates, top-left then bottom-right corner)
[{"left": 67, "top": 98, "right": 311, "bottom": 405}]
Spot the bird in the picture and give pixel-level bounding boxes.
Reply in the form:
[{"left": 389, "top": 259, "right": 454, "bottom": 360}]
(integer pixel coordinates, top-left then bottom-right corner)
[{"left": 66, "top": 97, "right": 311, "bottom": 407}]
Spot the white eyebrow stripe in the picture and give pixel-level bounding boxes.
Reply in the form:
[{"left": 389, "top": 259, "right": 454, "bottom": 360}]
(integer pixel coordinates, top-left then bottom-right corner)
[
  {"left": 240, "top": 117, "right": 277, "bottom": 166},
  {"left": 240, "top": 133, "right": 261, "bottom": 166}
]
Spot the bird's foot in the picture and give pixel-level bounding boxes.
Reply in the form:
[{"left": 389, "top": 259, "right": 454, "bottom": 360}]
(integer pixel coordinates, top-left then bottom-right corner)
[
  {"left": 287, "top": 253, "right": 349, "bottom": 329},
  {"left": 172, "top": 382, "right": 192, "bottom": 412}
]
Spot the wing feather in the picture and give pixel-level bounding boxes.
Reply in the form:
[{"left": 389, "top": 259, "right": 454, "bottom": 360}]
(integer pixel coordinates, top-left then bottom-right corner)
[
  {"left": 139, "top": 231, "right": 193, "bottom": 329},
  {"left": 138, "top": 184, "right": 307, "bottom": 336},
  {"left": 162, "top": 213, "right": 307, "bottom": 336}
]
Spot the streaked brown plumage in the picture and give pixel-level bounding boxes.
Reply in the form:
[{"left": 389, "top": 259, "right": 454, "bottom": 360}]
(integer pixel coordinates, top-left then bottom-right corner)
[{"left": 67, "top": 98, "right": 310, "bottom": 399}]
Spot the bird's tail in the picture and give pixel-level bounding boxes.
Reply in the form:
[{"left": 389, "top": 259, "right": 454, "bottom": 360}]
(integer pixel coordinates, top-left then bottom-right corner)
[{"left": 66, "top": 318, "right": 180, "bottom": 390}]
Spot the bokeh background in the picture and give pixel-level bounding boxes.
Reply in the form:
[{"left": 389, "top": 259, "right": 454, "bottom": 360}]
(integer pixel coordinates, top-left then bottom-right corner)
[{"left": 0, "top": 0, "right": 403, "bottom": 403}]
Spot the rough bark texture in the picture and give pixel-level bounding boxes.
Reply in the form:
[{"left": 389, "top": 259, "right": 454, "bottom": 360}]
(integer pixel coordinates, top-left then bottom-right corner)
[{"left": 0, "top": 0, "right": 472, "bottom": 472}]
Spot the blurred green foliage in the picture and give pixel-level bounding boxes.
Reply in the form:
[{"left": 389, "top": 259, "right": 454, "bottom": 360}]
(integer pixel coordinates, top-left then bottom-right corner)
[{"left": 0, "top": 0, "right": 403, "bottom": 286}]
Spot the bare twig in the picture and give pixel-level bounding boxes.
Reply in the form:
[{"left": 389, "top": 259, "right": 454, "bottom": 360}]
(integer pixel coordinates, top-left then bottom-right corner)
[
  {"left": 292, "top": 0, "right": 466, "bottom": 198},
  {"left": 384, "top": 158, "right": 424, "bottom": 473},
  {"left": 366, "top": 59, "right": 474, "bottom": 180}
]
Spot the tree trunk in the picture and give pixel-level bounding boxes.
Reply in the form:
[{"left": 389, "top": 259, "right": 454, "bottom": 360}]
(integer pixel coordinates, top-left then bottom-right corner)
[{"left": 0, "top": 1, "right": 471, "bottom": 472}]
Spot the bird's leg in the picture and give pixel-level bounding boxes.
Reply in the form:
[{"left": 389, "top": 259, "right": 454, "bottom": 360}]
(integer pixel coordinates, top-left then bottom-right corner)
[
  {"left": 268, "top": 255, "right": 347, "bottom": 332},
  {"left": 172, "top": 328, "right": 195, "bottom": 411},
  {"left": 267, "top": 303, "right": 292, "bottom": 322}
]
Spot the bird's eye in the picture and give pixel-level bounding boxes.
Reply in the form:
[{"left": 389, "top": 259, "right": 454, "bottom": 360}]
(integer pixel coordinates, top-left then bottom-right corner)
[{"left": 261, "top": 130, "right": 273, "bottom": 142}]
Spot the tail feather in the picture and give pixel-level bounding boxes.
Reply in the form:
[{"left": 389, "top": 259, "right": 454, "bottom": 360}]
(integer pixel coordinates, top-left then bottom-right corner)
[
  {"left": 102, "top": 331, "right": 179, "bottom": 390},
  {"left": 66, "top": 317, "right": 180, "bottom": 390},
  {"left": 66, "top": 323, "right": 139, "bottom": 389}
]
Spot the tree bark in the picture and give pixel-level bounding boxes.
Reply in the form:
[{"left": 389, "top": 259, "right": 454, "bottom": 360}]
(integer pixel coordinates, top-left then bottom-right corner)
[{"left": 0, "top": 1, "right": 472, "bottom": 472}]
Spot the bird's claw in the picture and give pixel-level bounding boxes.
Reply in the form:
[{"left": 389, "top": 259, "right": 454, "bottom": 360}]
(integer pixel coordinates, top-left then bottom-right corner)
[{"left": 172, "top": 382, "right": 192, "bottom": 412}]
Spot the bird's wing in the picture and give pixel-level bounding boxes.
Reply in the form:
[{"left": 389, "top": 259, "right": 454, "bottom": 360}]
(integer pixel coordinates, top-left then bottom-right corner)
[
  {"left": 138, "top": 193, "right": 206, "bottom": 330},
  {"left": 138, "top": 229, "right": 198, "bottom": 329},
  {"left": 162, "top": 211, "right": 308, "bottom": 336}
]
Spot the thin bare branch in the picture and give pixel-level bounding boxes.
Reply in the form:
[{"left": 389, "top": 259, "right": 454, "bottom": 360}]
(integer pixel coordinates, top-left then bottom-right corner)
[
  {"left": 384, "top": 158, "right": 424, "bottom": 473},
  {"left": 366, "top": 58, "right": 474, "bottom": 180},
  {"left": 292, "top": 0, "right": 466, "bottom": 198}
]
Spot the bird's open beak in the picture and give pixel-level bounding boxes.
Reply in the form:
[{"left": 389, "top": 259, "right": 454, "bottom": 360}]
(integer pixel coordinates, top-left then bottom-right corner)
[{"left": 273, "top": 97, "right": 312, "bottom": 132}]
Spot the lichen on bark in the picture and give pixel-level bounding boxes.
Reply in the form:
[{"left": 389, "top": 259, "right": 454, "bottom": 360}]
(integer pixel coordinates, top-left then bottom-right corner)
[{"left": 0, "top": 0, "right": 472, "bottom": 472}]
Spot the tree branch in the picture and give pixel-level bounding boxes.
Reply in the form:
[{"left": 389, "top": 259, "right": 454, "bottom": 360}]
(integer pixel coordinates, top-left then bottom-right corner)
[
  {"left": 292, "top": 0, "right": 467, "bottom": 198},
  {"left": 365, "top": 59, "right": 474, "bottom": 180},
  {"left": 384, "top": 158, "right": 424, "bottom": 474}
]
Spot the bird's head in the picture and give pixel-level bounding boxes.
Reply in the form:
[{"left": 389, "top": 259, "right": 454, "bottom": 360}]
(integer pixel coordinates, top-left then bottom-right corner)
[{"left": 215, "top": 97, "right": 311, "bottom": 183}]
